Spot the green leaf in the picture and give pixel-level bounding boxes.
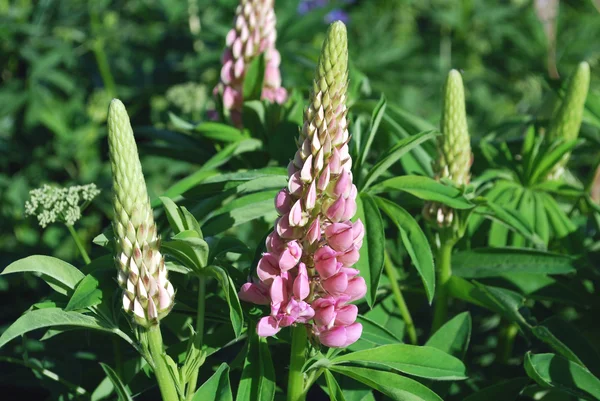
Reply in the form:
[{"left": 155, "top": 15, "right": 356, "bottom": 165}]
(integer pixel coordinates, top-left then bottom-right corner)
[
  {"left": 204, "top": 265, "right": 244, "bottom": 338},
  {"left": 529, "top": 139, "right": 580, "bottom": 184},
  {"left": 357, "top": 94, "right": 387, "bottom": 172},
  {"left": 0, "top": 308, "right": 115, "bottom": 349},
  {"left": 324, "top": 370, "right": 347, "bottom": 401},
  {"left": 538, "top": 192, "right": 577, "bottom": 238},
  {"left": 350, "top": 315, "right": 403, "bottom": 351},
  {"left": 331, "top": 344, "right": 467, "bottom": 380},
  {"left": 193, "top": 363, "right": 233, "bottom": 401},
  {"left": 533, "top": 192, "right": 551, "bottom": 244},
  {"left": 243, "top": 54, "right": 265, "bottom": 101},
  {"left": 194, "top": 122, "right": 245, "bottom": 142},
  {"left": 375, "top": 197, "right": 435, "bottom": 303},
  {"left": 235, "top": 330, "right": 275, "bottom": 401},
  {"left": 524, "top": 352, "right": 600, "bottom": 401},
  {"left": 370, "top": 176, "right": 473, "bottom": 209},
  {"left": 447, "top": 277, "right": 528, "bottom": 328},
  {"left": 65, "top": 274, "right": 103, "bottom": 311},
  {"left": 330, "top": 365, "right": 443, "bottom": 401},
  {"left": 451, "top": 248, "right": 575, "bottom": 278},
  {"left": 426, "top": 312, "right": 471, "bottom": 360},
  {"left": 362, "top": 130, "right": 437, "bottom": 190},
  {"left": 475, "top": 198, "right": 545, "bottom": 248},
  {"left": 463, "top": 377, "right": 529, "bottom": 401},
  {"left": 100, "top": 363, "right": 133, "bottom": 401},
  {"left": 162, "top": 232, "right": 209, "bottom": 272},
  {"left": 201, "top": 191, "right": 279, "bottom": 237},
  {"left": 533, "top": 317, "right": 600, "bottom": 376},
  {"left": 2, "top": 255, "right": 85, "bottom": 296},
  {"left": 354, "top": 193, "right": 385, "bottom": 308}
]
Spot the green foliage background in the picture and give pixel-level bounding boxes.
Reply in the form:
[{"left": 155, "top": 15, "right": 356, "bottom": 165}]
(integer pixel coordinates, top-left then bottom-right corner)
[{"left": 1, "top": 0, "right": 600, "bottom": 400}]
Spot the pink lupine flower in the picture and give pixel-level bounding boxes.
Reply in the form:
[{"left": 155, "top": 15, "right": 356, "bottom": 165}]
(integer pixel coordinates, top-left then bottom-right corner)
[
  {"left": 214, "top": 0, "right": 288, "bottom": 127},
  {"left": 238, "top": 22, "right": 366, "bottom": 348}
]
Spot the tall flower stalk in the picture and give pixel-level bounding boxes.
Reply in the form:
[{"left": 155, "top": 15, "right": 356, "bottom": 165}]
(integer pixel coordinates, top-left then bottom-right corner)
[
  {"left": 214, "top": 0, "right": 288, "bottom": 126},
  {"left": 108, "top": 99, "right": 178, "bottom": 401},
  {"left": 238, "top": 21, "right": 366, "bottom": 401},
  {"left": 424, "top": 70, "right": 472, "bottom": 333},
  {"left": 546, "top": 61, "right": 590, "bottom": 180}
]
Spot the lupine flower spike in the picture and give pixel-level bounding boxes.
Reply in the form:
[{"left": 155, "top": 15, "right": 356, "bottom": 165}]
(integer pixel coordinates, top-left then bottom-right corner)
[
  {"left": 423, "top": 70, "right": 472, "bottom": 228},
  {"left": 239, "top": 21, "right": 366, "bottom": 348},
  {"left": 546, "top": 61, "right": 590, "bottom": 180},
  {"left": 108, "top": 99, "right": 175, "bottom": 328},
  {"left": 214, "top": 0, "right": 288, "bottom": 126}
]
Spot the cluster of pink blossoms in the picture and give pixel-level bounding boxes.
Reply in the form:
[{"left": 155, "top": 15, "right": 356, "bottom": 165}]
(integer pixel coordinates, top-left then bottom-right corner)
[
  {"left": 238, "top": 21, "right": 367, "bottom": 348},
  {"left": 214, "top": 0, "right": 288, "bottom": 126}
]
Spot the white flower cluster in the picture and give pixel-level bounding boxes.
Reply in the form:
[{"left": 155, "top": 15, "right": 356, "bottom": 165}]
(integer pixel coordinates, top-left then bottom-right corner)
[{"left": 25, "top": 184, "right": 101, "bottom": 228}]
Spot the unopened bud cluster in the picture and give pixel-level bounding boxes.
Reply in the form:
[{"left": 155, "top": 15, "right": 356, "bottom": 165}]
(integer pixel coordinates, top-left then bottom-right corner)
[
  {"left": 214, "top": 0, "right": 287, "bottom": 126},
  {"left": 546, "top": 61, "right": 590, "bottom": 180},
  {"left": 25, "top": 184, "right": 100, "bottom": 228},
  {"left": 238, "top": 22, "right": 366, "bottom": 348},
  {"left": 424, "top": 70, "right": 472, "bottom": 228},
  {"left": 108, "top": 99, "right": 175, "bottom": 327}
]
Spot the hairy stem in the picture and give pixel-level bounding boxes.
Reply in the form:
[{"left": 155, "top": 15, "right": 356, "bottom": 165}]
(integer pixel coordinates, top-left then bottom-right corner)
[
  {"left": 147, "top": 325, "right": 179, "bottom": 401},
  {"left": 287, "top": 325, "right": 308, "bottom": 401},
  {"left": 431, "top": 239, "right": 454, "bottom": 333},
  {"left": 384, "top": 251, "right": 417, "bottom": 344},
  {"left": 66, "top": 225, "right": 91, "bottom": 265},
  {"left": 185, "top": 276, "right": 206, "bottom": 401}
]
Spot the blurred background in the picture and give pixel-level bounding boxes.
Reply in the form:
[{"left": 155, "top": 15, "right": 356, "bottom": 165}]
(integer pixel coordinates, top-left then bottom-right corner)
[{"left": 0, "top": 0, "right": 599, "bottom": 394}]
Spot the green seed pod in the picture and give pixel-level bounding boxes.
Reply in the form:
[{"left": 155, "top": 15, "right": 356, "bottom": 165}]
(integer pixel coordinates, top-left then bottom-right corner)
[
  {"left": 424, "top": 70, "right": 472, "bottom": 228},
  {"left": 108, "top": 99, "right": 174, "bottom": 327},
  {"left": 547, "top": 61, "right": 590, "bottom": 180}
]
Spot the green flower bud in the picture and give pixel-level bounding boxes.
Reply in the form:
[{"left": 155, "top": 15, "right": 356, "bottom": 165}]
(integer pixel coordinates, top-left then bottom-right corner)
[
  {"left": 424, "top": 70, "right": 472, "bottom": 228},
  {"left": 547, "top": 61, "right": 590, "bottom": 180},
  {"left": 108, "top": 99, "right": 174, "bottom": 327}
]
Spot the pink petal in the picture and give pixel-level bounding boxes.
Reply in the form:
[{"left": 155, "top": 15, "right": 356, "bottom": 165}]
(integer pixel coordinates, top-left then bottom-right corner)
[
  {"left": 238, "top": 282, "right": 270, "bottom": 305},
  {"left": 322, "top": 271, "right": 349, "bottom": 295},
  {"left": 325, "top": 222, "right": 354, "bottom": 252},
  {"left": 257, "top": 316, "right": 281, "bottom": 337},
  {"left": 343, "top": 323, "right": 363, "bottom": 347},
  {"left": 335, "top": 305, "right": 358, "bottom": 326},
  {"left": 257, "top": 253, "right": 280, "bottom": 284},
  {"left": 270, "top": 276, "right": 287, "bottom": 305},
  {"left": 344, "top": 276, "right": 367, "bottom": 302},
  {"left": 319, "top": 326, "right": 347, "bottom": 348},
  {"left": 293, "top": 263, "right": 310, "bottom": 300}
]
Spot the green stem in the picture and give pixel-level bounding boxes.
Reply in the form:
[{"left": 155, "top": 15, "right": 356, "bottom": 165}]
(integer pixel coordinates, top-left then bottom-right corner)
[
  {"left": 497, "top": 321, "right": 518, "bottom": 364},
  {"left": 431, "top": 238, "right": 454, "bottom": 334},
  {"left": 384, "top": 252, "right": 417, "bottom": 344},
  {"left": 147, "top": 325, "right": 179, "bottom": 401},
  {"left": 185, "top": 276, "right": 206, "bottom": 401},
  {"left": 113, "top": 337, "right": 123, "bottom": 379},
  {"left": 90, "top": 10, "right": 116, "bottom": 96},
  {"left": 303, "top": 368, "right": 324, "bottom": 396},
  {"left": 66, "top": 225, "right": 91, "bottom": 265},
  {"left": 287, "top": 325, "right": 308, "bottom": 401}
]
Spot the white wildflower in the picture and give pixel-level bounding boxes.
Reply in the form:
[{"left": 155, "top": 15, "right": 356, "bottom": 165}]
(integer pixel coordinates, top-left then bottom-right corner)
[{"left": 25, "top": 183, "right": 101, "bottom": 228}]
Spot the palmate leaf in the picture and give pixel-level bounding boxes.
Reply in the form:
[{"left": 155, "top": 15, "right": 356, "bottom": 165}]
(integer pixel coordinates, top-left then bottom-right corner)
[
  {"left": 533, "top": 317, "right": 600, "bottom": 376},
  {"left": 100, "top": 363, "right": 133, "bottom": 401},
  {"left": 353, "top": 193, "right": 385, "bottom": 308},
  {"left": 463, "top": 378, "right": 530, "bottom": 401},
  {"left": 369, "top": 176, "right": 473, "bottom": 209},
  {"left": 192, "top": 363, "right": 233, "bottom": 401},
  {"left": 356, "top": 94, "right": 387, "bottom": 176},
  {"left": 0, "top": 308, "right": 136, "bottom": 350},
  {"left": 329, "top": 366, "right": 443, "bottom": 401},
  {"left": 235, "top": 329, "right": 275, "bottom": 401},
  {"left": 525, "top": 352, "right": 600, "bottom": 401},
  {"left": 375, "top": 197, "right": 435, "bottom": 303},
  {"left": 243, "top": 54, "right": 266, "bottom": 101},
  {"left": 331, "top": 344, "right": 467, "bottom": 381},
  {"left": 324, "top": 370, "right": 347, "bottom": 401},
  {"left": 361, "top": 130, "right": 437, "bottom": 191},
  {"left": 2, "top": 255, "right": 85, "bottom": 296},
  {"left": 451, "top": 248, "right": 575, "bottom": 278},
  {"left": 349, "top": 315, "right": 403, "bottom": 351},
  {"left": 426, "top": 312, "right": 472, "bottom": 361},
  {"left": 204, "top": 265, "right": 244, "bottom": 338}
]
